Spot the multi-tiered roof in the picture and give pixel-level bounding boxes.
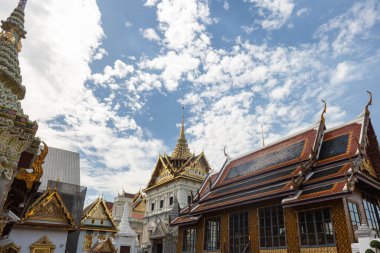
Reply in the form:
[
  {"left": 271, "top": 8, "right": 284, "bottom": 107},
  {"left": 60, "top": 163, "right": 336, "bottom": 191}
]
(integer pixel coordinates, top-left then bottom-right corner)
[{"left": 172, "top": 93, "right": 380, "bottom": 225}]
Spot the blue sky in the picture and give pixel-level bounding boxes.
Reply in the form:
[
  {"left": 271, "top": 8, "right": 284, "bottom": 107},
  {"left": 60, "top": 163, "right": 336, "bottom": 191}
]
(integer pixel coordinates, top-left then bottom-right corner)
[{"left": 1, "top": 0, "right": 380, "bottom": 203}]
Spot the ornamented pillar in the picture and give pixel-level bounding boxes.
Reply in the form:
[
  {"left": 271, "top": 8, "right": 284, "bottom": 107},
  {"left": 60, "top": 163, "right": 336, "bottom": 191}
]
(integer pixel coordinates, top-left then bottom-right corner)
[{"left": 0, "top": 0, "right": 40, "bottom": 234}]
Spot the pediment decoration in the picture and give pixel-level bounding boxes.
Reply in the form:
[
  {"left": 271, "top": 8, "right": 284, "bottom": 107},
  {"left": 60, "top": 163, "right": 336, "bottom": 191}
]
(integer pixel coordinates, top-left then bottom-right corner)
[
  {"left": 23, "top": 188, "right": 74, "bottom": 225},
  {"left": 30, "top": 236, "right": 55, "bottom": 253},
  {"left": 90, "top": 238, "right": 116, "bottom": 253},
  {"left": 81, "top": 198, "right": 117, "bottom": 231},
  {"left": 0, "top": 242, "right": 21, "bottom": 253}
]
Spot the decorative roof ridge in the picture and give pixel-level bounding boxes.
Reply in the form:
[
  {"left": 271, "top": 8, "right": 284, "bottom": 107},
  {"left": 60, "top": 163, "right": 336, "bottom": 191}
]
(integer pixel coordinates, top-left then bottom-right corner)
[{"left": 22, "top": 188, "right": 75, "bottom": 226}]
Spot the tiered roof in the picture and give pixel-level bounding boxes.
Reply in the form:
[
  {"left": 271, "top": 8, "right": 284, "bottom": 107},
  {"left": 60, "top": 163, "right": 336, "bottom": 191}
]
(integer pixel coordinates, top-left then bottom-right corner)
[
  {"left": 145, "top": 112, "right": 211, "bottom": 191},
  {"left": 172, "top": 94, "right": 380, "bottom": 225}
]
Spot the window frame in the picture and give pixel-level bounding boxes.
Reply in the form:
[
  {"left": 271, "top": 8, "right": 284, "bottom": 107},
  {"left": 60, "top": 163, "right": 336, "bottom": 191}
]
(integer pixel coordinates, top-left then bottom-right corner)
[
  {"left": 160, "top": 199, "right": 164, "bottom": 209},
  {"left": 258, "top": 205, "right": 286, "bottom": 249},
  {"left": 151, "top": 202, "right": 155, "bottom": 211},
  {"left": 347, "top": 201, "right": 361, "bottom": 233},
  {"left": 297, "top": 208, "right": 336, "bottom": 247},
  {"left": 170, "top": 196, "right": 174, "bottom": 206},
  {"left": 203, "top": 216, "right": 221, "bottom": 251},
  {"left": 182, "top": 227, "right": 197, "bottom": 253},
  {"left": 362, "top": 193, "right": 380, "bottom": 236}
]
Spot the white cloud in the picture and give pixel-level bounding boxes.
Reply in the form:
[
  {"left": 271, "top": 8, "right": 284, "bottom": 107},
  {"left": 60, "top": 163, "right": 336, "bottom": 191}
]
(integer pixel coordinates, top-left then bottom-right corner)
[
  {"left": 330, "top": 61, "right": 361, "bottom": 84},
  {"left": 245, "top": 0, "right": 295, "bottom": 30},
  {"left": 315, "top": 0, "right": 380, "bottom": 56},
  {"left": 125, "top": 21, "right": 133, "bottom": 27},
  {"left": 141, "top": 28, "right": 161, "bottom": 41},
  {"left": 296, "top": 7, "right": 309, "bottom": 17},
  {"left": 223, "top": 0, "right": 230, "bottom": 10},
  {"left": 93, "top": 48, "right": 108, "bottom": 60},
  {"left": 241, "top": 25, "right": 256, "bottom": 34}
]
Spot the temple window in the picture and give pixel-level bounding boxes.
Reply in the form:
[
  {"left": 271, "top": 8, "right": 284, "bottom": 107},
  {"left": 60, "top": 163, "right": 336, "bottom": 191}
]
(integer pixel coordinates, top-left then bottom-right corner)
[
  {"left": 169, "top": 196, "right": 174, "bottom": 206},
  {"left": 160, "top": 199, "right": 164, "bottom": 209},
  {"left": 259, "top": 205, "right": 286, "bottom": 248},
  {"left": 298, "top": 208, "right": 335, "bottom": 246},
  {"left": 183, "top": 228, "right": 196, "bottom": 253},
  {"left": 151, "top": 203, "right": 155, "bottom": 211},
  {"left": 187, "top": 195, "right": 191, "bottom": 205},
  {"left": 362, "top": 194, "right": 380, "bottom": 236},
  {"left": 347, "top": 201, "right": 361, "bottom": 232},
  {"left": 204, "top": 217, "right": 220, "bottom": 251}
]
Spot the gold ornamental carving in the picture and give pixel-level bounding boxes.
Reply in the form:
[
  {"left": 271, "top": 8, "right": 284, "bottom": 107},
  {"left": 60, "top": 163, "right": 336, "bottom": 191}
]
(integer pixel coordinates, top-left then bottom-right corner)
[
  {"left": 30, "top": 236, "right": 55, "bottom": 253},
  {"left": 16, "top": 142, "right": 48, "bottom": 190},
  {"left": 83, "top": 235, "right": 93, "bottom": 251}
]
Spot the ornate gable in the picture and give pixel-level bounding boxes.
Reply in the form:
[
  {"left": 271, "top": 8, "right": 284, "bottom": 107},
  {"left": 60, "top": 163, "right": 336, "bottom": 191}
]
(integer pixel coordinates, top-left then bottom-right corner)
[
  {"left": 30, "top": 236, "right": 55, "bottom": 253},
  {"left": 81, "top": 198, "right": 117, "bottom": 232},
  {"left": 90, "top": 238, "right": 116, "bottom": 253},
  {"left": 22, "top": 188, "right": 74, "bottom": 226}
]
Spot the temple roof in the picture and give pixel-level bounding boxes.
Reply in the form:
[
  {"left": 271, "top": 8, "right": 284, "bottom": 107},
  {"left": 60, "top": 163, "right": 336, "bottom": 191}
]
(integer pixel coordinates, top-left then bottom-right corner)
[
  {"left": 20, "top": 187, "right": 75, "bottom": 229},
  {"left": 81, "top": 197, "right": 118, "bottom": 232},
  {"left": 171, "top": 97, "right": 380, "bottom": 224},
  {"left": 145, "top": 112, "right": 211, "bottom": 191}
]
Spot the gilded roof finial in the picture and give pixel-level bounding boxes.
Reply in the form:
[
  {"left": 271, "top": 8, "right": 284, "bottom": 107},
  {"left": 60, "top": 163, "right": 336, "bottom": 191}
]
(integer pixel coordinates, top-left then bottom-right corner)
[
  {"left": 171, "top": 107, "right": 191, "bottom": 161},
  {"left": 261, "top": 125, "right": 265, "bottom": 147},
  {"left": 321, "top": 100, "right": 327, "bottom": 124},
  {"left": 18, "top": 0, "right": 28, "bottom": 10},
  {"left": 180, "top": 107, "right": 185, "bottom": 139},
  {"left": 365, "top": 90, "right": 372, "bottom": 115}
]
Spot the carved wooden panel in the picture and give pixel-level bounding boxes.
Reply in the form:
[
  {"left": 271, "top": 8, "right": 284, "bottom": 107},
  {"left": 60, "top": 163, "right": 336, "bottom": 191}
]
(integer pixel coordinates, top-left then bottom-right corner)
[
  {"left": 196, "top": 219, "right": 204, "bottom": 253},
  {"left": 331, "top": 201, "right": 351, "bottom": 253},
  {"left": 249, "top": 208, "right": 259, "bottom": 253},
  {"left": 300, "top": 247, "right": 337, "bottom": 253},
  {"left": 176, "top": 226, "right": 183, "bottom": 253},
  {"left": 260, "top": 249, "right": 287, "bottom": 253}
]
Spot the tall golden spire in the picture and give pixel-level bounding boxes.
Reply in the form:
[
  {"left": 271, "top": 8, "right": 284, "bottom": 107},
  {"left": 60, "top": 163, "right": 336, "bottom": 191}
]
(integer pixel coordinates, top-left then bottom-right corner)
[{"left": 171, "top": 108, "right": 191, "bottom": 162}]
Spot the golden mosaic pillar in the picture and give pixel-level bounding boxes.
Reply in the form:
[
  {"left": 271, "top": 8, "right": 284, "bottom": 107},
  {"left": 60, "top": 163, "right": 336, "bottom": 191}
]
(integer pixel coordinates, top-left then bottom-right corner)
[
  {"left": 331, "top": 200, "right": 351, "bottom": 253},
  {"left": 284, "top": 208, "right": 300, "bottom": 253},
  {"left": 249, "top": 208, "right": 259, "bottom": 253}
]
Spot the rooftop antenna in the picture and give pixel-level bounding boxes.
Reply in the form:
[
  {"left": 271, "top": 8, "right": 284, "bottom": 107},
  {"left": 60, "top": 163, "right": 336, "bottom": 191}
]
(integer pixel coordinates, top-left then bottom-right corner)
[{"left": 261, "top": 125, "right": 265, "bottom": 147}]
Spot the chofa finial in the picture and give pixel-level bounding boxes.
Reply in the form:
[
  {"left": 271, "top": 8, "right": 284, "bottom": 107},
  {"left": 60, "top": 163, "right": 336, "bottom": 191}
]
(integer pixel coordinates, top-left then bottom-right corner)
[
  {"left": 365, "top": 90, "right": 372, "bottom": 115},
  {"left": 321, "top": 100, "right": 327, "bottom": 124},
  {"left": 18, "top": 0, "right": 27, "bottom": 10}
]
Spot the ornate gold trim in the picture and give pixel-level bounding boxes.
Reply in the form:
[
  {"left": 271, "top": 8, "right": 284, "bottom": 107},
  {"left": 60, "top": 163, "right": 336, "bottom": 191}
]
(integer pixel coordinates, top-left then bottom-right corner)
[{"left": 30, "top": 235, "right": 55, "bottom": 253}]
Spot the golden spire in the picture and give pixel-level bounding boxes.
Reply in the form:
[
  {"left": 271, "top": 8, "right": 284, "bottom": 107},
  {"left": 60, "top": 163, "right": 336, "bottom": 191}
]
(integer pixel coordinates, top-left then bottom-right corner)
[{"left": 171, "top": 108, "right": 191, "bottom": 161}]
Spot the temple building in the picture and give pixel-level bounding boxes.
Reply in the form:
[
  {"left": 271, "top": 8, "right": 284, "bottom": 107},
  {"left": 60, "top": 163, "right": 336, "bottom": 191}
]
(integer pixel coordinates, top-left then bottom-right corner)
[
  {"left": 172, "top": 95, "right": 380, "bottom": 253},
  {"left": 141, "top": 113, "right": 212, "bottom": 253},
  {"left": 112, "top": 190, "right": 145, "bottom": 246},
  {"left": 78, "top": 197, "right": 118, "bottom": 253},
  {"left": 0, "top": 186, "right": 76, "bottom": 253},
  {"left": 0, "top": 0, "right": 42, "bottom": 236}
]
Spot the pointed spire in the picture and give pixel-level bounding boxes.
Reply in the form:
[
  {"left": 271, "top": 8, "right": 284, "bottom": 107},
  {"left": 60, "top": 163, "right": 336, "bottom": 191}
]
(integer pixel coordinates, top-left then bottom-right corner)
[
  {"left": 0, "top": 0, "right": 28, "bottom": 101},
  {"left": 171, "top": 108, "right": 191, "bottom": 162},
  {"left": 18, "top": 0, "right": 28, "bottom": 10}
]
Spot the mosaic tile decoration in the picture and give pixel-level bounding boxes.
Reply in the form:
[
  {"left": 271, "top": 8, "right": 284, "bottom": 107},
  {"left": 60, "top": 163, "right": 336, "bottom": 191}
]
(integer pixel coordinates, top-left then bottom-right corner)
[
  {"left": 225, "top": 140, "right": 305, "bottom": 180},
  {"left": 319, "top": 134, "right": 349, "bottom": 161}
]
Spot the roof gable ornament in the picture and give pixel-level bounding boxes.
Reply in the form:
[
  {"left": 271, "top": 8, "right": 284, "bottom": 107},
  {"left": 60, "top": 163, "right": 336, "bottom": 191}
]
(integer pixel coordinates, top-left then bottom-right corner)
[
  {"left": 321, "top": 100, "right": 327, "bottom": 124},
  {"left": 365, "top": 90, "right": 372, "bottom": 116}
]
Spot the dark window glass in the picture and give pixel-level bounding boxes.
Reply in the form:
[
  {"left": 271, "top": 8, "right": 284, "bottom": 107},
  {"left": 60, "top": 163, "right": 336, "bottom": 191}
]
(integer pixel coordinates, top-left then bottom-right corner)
[
  {"left": 188, "top": 195, "right": 192, "bottom": 204},
  {"left": 151, "top": 203, "right": 155, "bottom": 211},
  {"left": 348, "top": 202, "right": 361, "bottom": 232},
  {"left": 259, "top": 205, "right": 286, "bottom": 248},
  {"left": 229, "top": 211, "right": 249, "bottom": 253},
  {"left": 170, "top": 196, "right": 174, "bottom": 206},
  {"left": 362, "top": 194, "right": 380, "bottom": 236},
  {"left": 183, "top": 228, "right": 196, "bottom": 253},
  {"left": 204, "top": 217, "right": 221, "bottom": 251},
  {"left": 160, "top": 200, "right": 164, "bottom": 209},
  {"left": 298, "top": 208, "right": 335, "bottom": 246}
]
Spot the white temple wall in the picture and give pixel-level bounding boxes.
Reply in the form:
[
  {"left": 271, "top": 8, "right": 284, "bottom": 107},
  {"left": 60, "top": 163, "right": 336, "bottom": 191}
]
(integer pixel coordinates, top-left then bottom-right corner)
[{"left": 5, "top": 227, "right": 68, "bottom": 253}]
